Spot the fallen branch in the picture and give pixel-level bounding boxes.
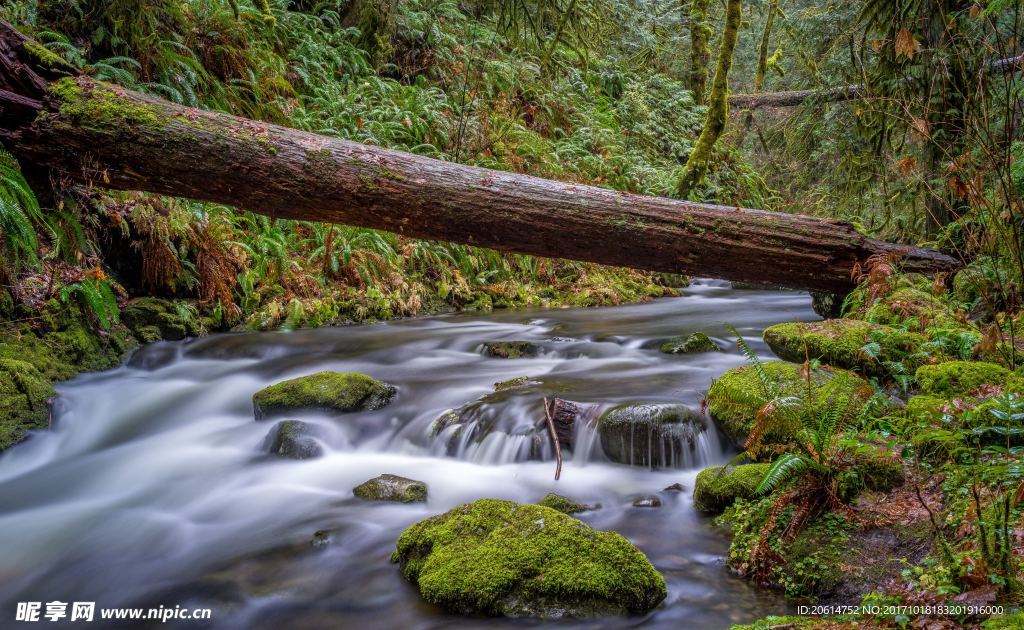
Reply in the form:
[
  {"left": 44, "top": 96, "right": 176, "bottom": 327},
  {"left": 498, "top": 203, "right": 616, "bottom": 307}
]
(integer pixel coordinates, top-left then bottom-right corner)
[{"left": 543, "top": 397, "right": 563, "bottom": 481}]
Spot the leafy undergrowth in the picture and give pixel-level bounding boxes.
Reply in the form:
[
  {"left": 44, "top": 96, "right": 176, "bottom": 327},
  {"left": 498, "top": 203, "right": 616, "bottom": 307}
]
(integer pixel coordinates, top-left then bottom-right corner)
[{"left": 710, "top": 265, "right": 1024, "bottom": 628}]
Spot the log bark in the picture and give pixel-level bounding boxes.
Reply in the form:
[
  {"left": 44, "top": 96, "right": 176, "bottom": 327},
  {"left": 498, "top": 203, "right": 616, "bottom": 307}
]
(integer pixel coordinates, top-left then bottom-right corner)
[{"left": 0, "top": 20, "right": 960, "bottom": 294}]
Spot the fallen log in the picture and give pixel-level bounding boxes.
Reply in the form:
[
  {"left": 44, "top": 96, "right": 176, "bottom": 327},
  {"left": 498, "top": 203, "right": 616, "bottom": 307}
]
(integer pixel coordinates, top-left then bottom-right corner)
[
  {"left": 0, "top": 20, "right": 959, "bottom": 293},
  {"left": 730, "top": 53, "right": 1024, "bottom": 111}
]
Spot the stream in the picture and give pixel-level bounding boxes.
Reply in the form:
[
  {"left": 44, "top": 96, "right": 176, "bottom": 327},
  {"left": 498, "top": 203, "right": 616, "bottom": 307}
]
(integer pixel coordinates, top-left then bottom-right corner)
[{"left": 0, "top": 280, "right": 820, "bottom": 629}]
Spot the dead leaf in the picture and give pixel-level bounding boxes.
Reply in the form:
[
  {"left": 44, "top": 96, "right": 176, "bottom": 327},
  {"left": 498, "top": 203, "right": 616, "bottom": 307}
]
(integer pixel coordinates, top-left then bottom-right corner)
[
  {"left": 895, "top": 28, "right": 921, "bottom": 60},
  {"left": 897, "top": 156, "right": 917, "bottom": 175}
]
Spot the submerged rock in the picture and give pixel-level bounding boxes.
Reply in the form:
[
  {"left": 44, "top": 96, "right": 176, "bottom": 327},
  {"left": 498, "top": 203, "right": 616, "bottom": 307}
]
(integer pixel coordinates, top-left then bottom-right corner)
[
  {"left": 353, "top": 474, "right": 428, "bottom": 503},
  {"left": 693, "top": 464, "right": 770, "bottom": 514},
  {"left": 252, "top": 371, "right": 396, "bottom": 420},
  {"left": 481, "top": 341, "right": 540, "bottom": 359},
  {"left": 631, "top": 496, "right": 662, "bottom": 508},
  {"left": 536, "top": 493, "right": 596, "bottom": 514},
  {"left": 662, "top": 483, "right": 686, "bottom": 492},
  {"left": 659, "top": 332, "right": 720, "bottom": 354},
  {"left": 391, "top": 499, "right": 666, "bottom": 617},
  {"left": 263, "top": 420, "right": 324, "bottom": 459},
  {"left": 705, "top": 361, "right": 872, "bottom": 448},
  {"left": 0, "top": 358, "right": 56, "bottom": 450},
  {"left": 597, "top": 403, "right": 707, "bottom": 468}
]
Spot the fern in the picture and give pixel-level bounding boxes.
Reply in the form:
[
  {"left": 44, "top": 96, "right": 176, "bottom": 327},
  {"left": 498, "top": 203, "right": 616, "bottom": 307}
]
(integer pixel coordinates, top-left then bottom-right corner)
[
  {"left": 0, "top": 150, "right": 42, "bottom": 275},
  {"left": 59, "top": 279, "right": 120, "bottom": 331},
  {"left": 756, "top": 452, "right": 819, "bottom": 495}
]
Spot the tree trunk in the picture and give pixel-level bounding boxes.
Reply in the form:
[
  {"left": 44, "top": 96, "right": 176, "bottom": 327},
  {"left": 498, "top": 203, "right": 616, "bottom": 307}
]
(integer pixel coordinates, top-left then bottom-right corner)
[
  {"left": 678, "top": 0, "right": 743, "bottom": 197},
  {"left": 688, "top": 0, "right": 711, "bottom": 105},
  {"left": 0, "top": 20, "right": 959, "bottom": 294}
]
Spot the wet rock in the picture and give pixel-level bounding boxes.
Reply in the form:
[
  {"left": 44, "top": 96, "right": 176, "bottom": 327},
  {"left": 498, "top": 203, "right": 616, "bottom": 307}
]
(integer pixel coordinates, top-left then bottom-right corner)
[
  {"left": 353, "top": 474, "right": 427, "bottom": 503},
  {"left": 662, "top": 483, "right": 686, "bottom": 492},
  {"left": 536, "top": 493, "right": 596, "bottom": 514},
  {"left": 263, "top": 420, "right": 323, "bottom": 459},
  {"left": 122, "top": 297, "right": 199, "bottom": 343},
  {"left": 705, "top": 361, "right": 872, "bottom": 449},
  {"left": 391, "top": 499, "right": 666, "bottom": 617},
  {"left": 631, "top": 496, "right": 662, "bottom": 508},
  {"left": 311, "top": 529, "right": 335, "bottom": 548},
  {"left": 493, "top": 376, "right": 535, "bottom": 391},
  {"left": 597, "top": 403, "right": 707, "bottom": 468},
  {"left": 693, "top": 464, "right": 770, "bottom": 514},
  {"left": 659, "top": 332, "right": 720, "bottom": 354},
  {"left": 253, "top": 371, "right": 396, "bottom": 420},
  {"left": 481, "top": 341, "right": 540, "bottom": 359}
]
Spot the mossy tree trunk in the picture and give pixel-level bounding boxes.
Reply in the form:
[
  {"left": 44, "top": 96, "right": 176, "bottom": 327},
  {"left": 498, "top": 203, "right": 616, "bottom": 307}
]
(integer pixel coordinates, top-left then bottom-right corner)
[
  {"left": 677, "top": 0, "right": 742, "bottom": 197},
  {"left": 0, "top": 20, "right": 961, "bottom": 294},
  {"left": 741, "top": 0, "right": 778, "bottom": 136},
  {"left": 687, "top": 0, "right": 712, "bottom": 105}
]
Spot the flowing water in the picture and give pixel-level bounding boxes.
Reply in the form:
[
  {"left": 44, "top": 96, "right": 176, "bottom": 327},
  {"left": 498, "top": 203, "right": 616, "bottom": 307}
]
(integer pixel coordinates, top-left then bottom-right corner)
[{"left": 0, "top": 280, "right": 820, "bottom": 629}]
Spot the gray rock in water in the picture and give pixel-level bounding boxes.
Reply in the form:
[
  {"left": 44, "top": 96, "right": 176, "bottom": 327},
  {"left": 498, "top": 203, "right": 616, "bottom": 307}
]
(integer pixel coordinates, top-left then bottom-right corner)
[
  {"left": 659, "top": 332, "right": 720, "bottom": 354},
  {"left": 662, "top": 483, "right": 686, "bottom": 493},
  {"left": 353, "top": 474, "right": 428, "bottom": 503},
  {"left": 263, "top": 420, "right": 324, "bottom": 459},
  {"left": 597, "top": 403, "right": 707, "bottom": 468},
  {"left": 632, "top": 496, "right": 662, "bottom": 508},
  {"left": 481, "top": 340, "right": 541, "bottom": 358}
]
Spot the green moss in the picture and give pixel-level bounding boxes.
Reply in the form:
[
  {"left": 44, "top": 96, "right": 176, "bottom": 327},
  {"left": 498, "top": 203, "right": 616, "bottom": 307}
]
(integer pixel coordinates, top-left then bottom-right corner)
[
  {"left": 763, "top": 319, "right": 925, "bottom": 377},
  {"left": 391, "top": 498, "right": 666, "bottom": 617},
  {"left": 914, "top": 361, "right": 1010, "bottom": 396},
  {"left": 983, "top": 613, "right": 1024, "bottom": 629},
  {"left": 705, "top": 361, "right": 872, "bottom": 447},
  {"left": 494, "top": 376, "right": 532, "bottom": 391},
  {"left": 693, "top": 464, "right": 769, "bottom": 514},
  {"left": 863, "top": 287, "right": 958, "bottom": 330},
  {"left": 0, "top": 359, "right": 57, "bottom": 450},
  {"left": 252, "top": 371, "right": 397, "bottom": 420},
  {"left": 660, "top": 331, "right": 719, "bottom": 354},
  {"left": 353, "top": 474, "right": 427, "bottom": 503},
  {"left": 121, "top": 298, "right": 199, "bottom": 342},
  {"left": 303, "top": 148, "right": 338, "bottom": 179},
  {"left": 536, "top": 493, "right": 592, "bottom": 514},
  {"left": 49, "top": 77, "right": 168, "bottom": 133},
  {"left": 481, "top": 341, "right": 540, "bottom": 359},
  {"left": 24, "top": 41, "right": 70, "bottom": 71},
  {"left": 844, "top": 448, "right": 905, "bottom": 496}
]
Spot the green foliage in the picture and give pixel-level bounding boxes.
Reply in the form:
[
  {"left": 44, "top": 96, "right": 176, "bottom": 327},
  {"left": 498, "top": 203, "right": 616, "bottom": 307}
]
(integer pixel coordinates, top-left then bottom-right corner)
[
  {"left": 0, "top": 151, "right": 42, "bottom": 277},
  {"left": 58, "top": 278, "right": 120, "bottom": 331}
]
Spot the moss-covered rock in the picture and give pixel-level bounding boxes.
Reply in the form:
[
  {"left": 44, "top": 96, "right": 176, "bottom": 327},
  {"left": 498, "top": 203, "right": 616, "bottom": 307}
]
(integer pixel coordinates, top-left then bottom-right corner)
[
  {"left": 839, "top": 448, "right": 905, "bottom": 497},
  {"left": 705, "top": 361, "right": 872, "bottom": 448},
  {"left": 263, "top": 420, "right": 324, "bottom": 459},
  {"left": 659, "top": 332, "right": 719, "bottom": 354},
  {"left": 353, "top": 474, "right": 428, "bottom": 503},
  {"left": 536, "top": 493, "right": 594, "bottom": 514},
  {"left": 0, "top": 359, "right": 57, "bottom": 450},
  {"left": 597, "top": 403, "right": 707, "bottom": 468},
  {"left": 863, "top": 287, "right": 959, "bottom": 331},
  {"left": 494, "top": 376, "right": 535, "bottom": 391},
  {"left": 915, "top": 361, "right": 1010, "bottom": 396},
  {"left": 481, "top": 341, "right": 540, "bottom": 359},
  {"left": 763, "top": 319, "right": 925, "bottom": 377},
  {"left": 391, "top": 498, "right": 666, "bottom": 617},
  {"left": 121, "top": 297, "right": 199, "bottom": 343},
  {"left": 252, "top": 371, "right": 396, "bottom": 420},
  {"left": 693, "top": 464, "right": 769, "bottom": 514}
]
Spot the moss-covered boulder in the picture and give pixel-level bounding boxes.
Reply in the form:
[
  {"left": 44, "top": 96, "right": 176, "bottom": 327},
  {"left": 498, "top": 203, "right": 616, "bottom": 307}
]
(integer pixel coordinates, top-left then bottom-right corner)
[
  {"left": 481, "top": 341, "right": 540, "bottom": 359},
  {"left": 863, "top": 287, "right": 960, "bottom": 331},
  {"left": 353, "top": 474, "right": 428, "bottom": 503},
  {"left": 597, "top": 403, "right": 707, "bottom": 468},
  {"left": 763, "top": 319, "right": 925, "bottom": 377},
  {"left": 915, "top": 361, "right": 1010, "bottom": 396},
  {"left": 693, "top": 464, "right": 769, "bottom": 514},
  {"left": 263, "top": 420, "right": 323, "bottom": 459},
  {"left": 659, "top": 332, "right": 720, "bottom": 354},
  {"left": 391, "top": 499, "right": 666, "bottom": 617},
  {"left": 0, "top": 359, "right": 57, "bottom": 450},
  {"left": 252, "top": 371, "right": 396, "bottom": 420},
  {"left": 121, "top": 297, "right": 199, "bottom": 343},
  {"left": 536, "top": 493, "right": 595, "bottom": 515},
  {"left": 705, "top": 361, "right": 872, "bottom": 448}
]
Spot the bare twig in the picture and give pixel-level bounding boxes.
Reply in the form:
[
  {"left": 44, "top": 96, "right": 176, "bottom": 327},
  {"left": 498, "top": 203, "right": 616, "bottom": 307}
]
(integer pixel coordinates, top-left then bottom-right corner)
[{"left": 543, "top": 397, "right": 563, "bottom": 481}]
